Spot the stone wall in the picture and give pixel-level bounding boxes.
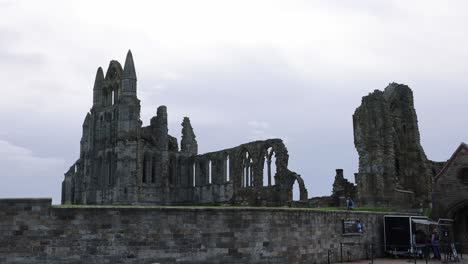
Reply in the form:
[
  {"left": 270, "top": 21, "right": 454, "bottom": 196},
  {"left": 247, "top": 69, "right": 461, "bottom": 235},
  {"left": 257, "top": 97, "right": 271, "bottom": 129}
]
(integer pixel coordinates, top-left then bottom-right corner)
[
  {"left": 0, "top": 198, "right": 388, "bottom": 264},
  {"left": 432, "top": 143, "right": 468, "bottom": 253}
]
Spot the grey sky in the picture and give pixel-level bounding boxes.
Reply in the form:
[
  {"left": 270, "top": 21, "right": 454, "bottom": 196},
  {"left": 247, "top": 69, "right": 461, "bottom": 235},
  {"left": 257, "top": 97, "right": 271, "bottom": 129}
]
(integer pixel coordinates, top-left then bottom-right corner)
[{"left": 1, "top": 0, "right": 468, "bottom": 203}]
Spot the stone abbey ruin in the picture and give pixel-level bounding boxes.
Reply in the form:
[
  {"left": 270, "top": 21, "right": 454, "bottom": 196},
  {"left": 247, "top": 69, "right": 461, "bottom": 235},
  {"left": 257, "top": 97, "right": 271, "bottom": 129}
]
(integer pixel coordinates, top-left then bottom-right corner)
[
  {"left": 2, "top": 50, "right": 468, "bottom": 263},
  {"left": 60, "top": 50, "right": 468, "bottom": 219},
  {"left": 353, "top": 83, "right": 445, "bottom": 208},
  {"left": 61, "top": 50, "right": 308, "bottom": 206}
]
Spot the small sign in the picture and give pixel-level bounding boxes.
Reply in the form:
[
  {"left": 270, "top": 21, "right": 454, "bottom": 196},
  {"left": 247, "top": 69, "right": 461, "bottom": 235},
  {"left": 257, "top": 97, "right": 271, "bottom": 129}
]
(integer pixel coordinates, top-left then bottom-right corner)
[
  {"left": 343, "top": 219, "right": 363, "bottom": 234},
  {"left": 451, "top": 243, "right": 459, "bottom": 260}
]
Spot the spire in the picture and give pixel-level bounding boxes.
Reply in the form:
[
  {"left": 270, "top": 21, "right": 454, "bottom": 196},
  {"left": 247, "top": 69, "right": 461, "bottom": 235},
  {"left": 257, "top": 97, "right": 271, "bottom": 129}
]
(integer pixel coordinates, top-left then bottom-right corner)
[
  {"left": 93, "top": 67, "right": 104, "bottom": 90},
  {"left": 123, "top": 50, "right": 137, "bottom": 80},
  {"left": 121, "top": 50, "right": 137, "bottom": 98},
  {"left": 92, "top": 67, "right": 104, "bottom": 106}
]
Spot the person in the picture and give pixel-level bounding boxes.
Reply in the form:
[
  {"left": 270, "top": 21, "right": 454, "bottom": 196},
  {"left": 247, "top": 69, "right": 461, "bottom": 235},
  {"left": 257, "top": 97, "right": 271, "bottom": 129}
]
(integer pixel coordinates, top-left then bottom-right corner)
[
  {"left": 356, "top": 220, "right": 363, "bottom": 233},
  {"left": 414, "top": 230, "right": 427, "bottom": 258},
  {"left": 347, "top": 198, "right": 354, "bottom": 210},
  {"left": 345, "top": 197, "right": 350, "bottom": 210},
  {"left": 431, "top": 228, "right": 441, "bottom": 260}
]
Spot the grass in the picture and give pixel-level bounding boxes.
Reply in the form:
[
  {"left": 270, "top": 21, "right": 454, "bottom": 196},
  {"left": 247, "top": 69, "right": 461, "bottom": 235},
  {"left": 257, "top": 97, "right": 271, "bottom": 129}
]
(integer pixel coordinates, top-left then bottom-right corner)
[
  {"left": 311, "top": 206, "right": 395, "bottom": 212},
  {"left": 53, "top": 204, "right": 396, "bottom": 212}
]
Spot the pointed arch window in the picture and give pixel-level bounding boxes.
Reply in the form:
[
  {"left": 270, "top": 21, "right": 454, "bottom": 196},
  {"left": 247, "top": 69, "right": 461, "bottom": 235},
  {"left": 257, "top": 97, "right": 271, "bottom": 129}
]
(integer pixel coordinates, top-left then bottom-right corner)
[
  {"left": 263, "top": 147, "right": 276, "bottom": 186},
  {"left": 242, "top": 151, "right": 253, "bottom": 187}
]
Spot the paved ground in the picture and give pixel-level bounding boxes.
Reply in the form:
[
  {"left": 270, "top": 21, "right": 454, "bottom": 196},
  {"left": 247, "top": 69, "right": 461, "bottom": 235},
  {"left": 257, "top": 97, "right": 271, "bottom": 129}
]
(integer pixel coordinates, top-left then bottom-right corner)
[{"left": 336, "top": 257, "right": 468, "bottom": 263}]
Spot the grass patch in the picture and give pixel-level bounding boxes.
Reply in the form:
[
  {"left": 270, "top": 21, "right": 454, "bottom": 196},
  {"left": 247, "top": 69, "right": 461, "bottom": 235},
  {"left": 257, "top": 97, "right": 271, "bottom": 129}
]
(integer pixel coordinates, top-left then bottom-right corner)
[
  {"left": 311, "top": 206, "right": 395, "bottom": 212},
  {"left": 53, "top": 204, "right": 396, "bottom": 212}
]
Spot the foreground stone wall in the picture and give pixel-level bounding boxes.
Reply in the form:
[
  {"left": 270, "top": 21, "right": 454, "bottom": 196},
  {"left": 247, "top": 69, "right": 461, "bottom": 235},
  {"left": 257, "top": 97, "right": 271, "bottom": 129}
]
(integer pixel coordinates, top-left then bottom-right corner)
[{"left": 0, "top": 198, "right": 387, "bottom": 264}]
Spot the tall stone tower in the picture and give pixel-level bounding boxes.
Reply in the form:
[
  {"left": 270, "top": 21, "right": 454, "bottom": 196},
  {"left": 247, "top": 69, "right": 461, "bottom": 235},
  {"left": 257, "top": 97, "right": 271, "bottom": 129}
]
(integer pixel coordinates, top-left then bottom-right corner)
[
  {"left": 63, "top": 51, "right": 143, "bottom": 204},
  {"left": 353, "top": 83, "right": 436, "bottom": 208}
]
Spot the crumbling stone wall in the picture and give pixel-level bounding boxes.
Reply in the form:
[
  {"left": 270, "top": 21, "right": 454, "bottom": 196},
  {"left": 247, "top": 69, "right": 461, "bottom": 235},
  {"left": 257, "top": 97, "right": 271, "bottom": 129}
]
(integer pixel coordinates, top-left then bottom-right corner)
[
  {"left": 331, "top": 169, "right": 357, "bottom": 206},
  {"left": 353, "top": 83, "right": 442, "bottom": 208},
  {"left": 432, "top": 143, "right": 468, "bottom": 253},
  {"left": 432, "top": 143, "right": 468, "bottom": 218},
  {"left": 0, "top": 198, "right": 386, "bottom": 263},
  {"left": 308, "top": 169, "right": 356, "bottom": 208},
  {"left": 191, "top": 139, "right": 308, "bottom": 206},
  {"left": 62, "top": 51, "right": 307, "bottom": 206}
]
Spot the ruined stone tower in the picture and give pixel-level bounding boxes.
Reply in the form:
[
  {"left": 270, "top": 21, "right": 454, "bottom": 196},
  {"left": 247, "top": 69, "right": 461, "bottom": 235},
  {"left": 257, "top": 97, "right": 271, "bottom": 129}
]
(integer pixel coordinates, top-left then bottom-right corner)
[
  {"left": 353, "top": 83, "right": 441, "bottom": 208},
  {"left": 62, "top": 51, "right": 308, "bottom": 205}
]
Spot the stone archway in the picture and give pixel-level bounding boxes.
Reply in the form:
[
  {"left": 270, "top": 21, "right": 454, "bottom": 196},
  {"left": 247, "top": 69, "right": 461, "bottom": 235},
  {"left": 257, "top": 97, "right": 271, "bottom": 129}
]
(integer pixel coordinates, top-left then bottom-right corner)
[
  {"left": 446, "top": 201, "right": 468, "bottom": 254},
  {"left": 291, "top": 173, "right": 308, "bottom": 202}
]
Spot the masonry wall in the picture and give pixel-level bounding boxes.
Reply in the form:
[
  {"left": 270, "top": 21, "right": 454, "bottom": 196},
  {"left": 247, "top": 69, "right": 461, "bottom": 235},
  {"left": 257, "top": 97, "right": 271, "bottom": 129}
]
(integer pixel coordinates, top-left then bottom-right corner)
[{"left": 0, "top": 199, "right": 387, "bottom": 264}]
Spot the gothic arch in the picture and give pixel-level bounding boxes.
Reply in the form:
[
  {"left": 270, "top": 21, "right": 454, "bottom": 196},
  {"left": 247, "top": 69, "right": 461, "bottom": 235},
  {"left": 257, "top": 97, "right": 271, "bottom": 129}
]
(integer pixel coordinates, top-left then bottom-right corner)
[
  {"left": 239, "top": 148, "right": 254, "bottom": 188},
  {"left": 262, "top": 146, "right": 277, "bottom": 186}
]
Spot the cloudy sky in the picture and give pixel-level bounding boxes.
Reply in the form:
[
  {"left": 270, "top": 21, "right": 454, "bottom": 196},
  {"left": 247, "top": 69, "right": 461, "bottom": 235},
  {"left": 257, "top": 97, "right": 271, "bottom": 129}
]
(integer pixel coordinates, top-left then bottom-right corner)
[{"left": 1, "top": 0, "right": 468, "bottom": 203}]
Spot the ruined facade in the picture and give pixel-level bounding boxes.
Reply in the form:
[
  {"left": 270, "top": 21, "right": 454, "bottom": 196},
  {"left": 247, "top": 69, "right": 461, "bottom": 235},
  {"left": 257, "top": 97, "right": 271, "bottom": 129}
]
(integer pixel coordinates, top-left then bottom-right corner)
[
  {"left": 331, "top": 169, "right": 356, "bottom": 206},
  {"left": 307, "top": 169, "right": 356, "bottom": 208},
  {"left": 61, "top": 51, "right": 308, "bottom": 206},
  {"left": 432, "top": 143, "right": 468, "bottom": 252},
  {"left": 353, "top": 83, "right": 444, "bottom": 208}
]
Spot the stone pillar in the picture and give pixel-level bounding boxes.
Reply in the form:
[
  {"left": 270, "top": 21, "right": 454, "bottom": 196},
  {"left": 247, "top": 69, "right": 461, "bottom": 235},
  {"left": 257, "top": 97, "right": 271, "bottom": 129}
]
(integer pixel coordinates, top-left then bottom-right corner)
[{"left": 181, "top": 117, "right": 198, "bottom": 155}]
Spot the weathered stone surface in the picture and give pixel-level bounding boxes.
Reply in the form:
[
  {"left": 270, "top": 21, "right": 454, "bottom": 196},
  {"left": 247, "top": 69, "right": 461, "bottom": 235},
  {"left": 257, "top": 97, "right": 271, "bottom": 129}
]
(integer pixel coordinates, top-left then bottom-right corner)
[
  {"left": 181, "top": 117, "right": 197, "bottom": 155},
  {"left": 432, "top": 143, "right": 468, "bottom": 252},
  {"left": 331, "top": 169, "right": 357, "bottom": 206},
  {"left": 353, "top": 83, "right": 442, "bottom": 208},
  {"left": 0, "top": 198, "right": 386, "bottom": 263},
  {"left": 62, "top": 51, "right": 308, "bottom": 206}
]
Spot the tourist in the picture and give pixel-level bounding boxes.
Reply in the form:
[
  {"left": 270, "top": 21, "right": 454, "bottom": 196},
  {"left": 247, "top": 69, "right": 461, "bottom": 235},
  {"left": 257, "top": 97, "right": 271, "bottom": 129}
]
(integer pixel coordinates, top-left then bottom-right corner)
[
  {"left": 431, "top": 228, "right": 441, "bottom": 259},
  {"left": 346, "top": 198, "right": 354, "bottom": 210},
  {"left": 356, "top": 220, "right": 363, "bottom": 233}
]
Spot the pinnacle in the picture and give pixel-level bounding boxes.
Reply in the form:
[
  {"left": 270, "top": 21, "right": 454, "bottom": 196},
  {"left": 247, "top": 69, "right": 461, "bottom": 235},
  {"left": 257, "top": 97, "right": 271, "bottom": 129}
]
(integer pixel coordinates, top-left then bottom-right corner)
[
  {"left": 93, "top": 67, "right": 104, "bottom": 90},
  {"left": 123, "top": 50, "right": 137, "bottom": 80}
]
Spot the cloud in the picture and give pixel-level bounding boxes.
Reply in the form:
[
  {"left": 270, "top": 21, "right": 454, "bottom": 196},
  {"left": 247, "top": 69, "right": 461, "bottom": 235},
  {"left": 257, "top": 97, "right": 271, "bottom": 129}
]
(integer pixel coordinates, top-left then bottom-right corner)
[
  {"left": 0, "top": 0, "right": 468, "bottom": 200},
  {"left": 0, "top": 140, "right": 65, "bottom": 203}
]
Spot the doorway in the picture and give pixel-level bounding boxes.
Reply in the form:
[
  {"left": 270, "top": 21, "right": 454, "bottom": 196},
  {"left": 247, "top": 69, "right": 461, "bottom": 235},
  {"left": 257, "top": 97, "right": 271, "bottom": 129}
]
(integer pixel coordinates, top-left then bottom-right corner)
[{"left": 452, "top": 205, "right": 468, "bottom": 253}]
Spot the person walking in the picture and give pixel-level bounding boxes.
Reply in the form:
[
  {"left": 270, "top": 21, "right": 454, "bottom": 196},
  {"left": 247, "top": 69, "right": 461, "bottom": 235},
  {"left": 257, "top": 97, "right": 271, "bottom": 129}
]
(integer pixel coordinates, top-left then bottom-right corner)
[
  {"left": 431, "top": 228, "right": 441, "bottom": 260},
  {"left": 356, "top": 220, "right": 363, "bottom": 233}
]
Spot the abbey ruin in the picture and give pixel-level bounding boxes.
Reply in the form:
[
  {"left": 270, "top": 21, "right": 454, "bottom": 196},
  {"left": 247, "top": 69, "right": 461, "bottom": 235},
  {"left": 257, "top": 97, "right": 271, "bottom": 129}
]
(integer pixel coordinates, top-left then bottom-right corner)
[
  {"left": 2, "top": 50, "right": 468, "bottom": 263},
  {"left": 353, "top": 83, "right": 445, "bottom": 208},
  {"left": 61, "top": 51, "right": 308, "bottom": 206}
]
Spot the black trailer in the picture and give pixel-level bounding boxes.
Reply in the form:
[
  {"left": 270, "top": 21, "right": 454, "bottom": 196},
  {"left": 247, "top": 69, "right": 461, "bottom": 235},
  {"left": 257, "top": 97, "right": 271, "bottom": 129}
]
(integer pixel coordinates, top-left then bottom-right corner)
[{"left": 383, "top": 215, "right": 437, "bottom": 257}]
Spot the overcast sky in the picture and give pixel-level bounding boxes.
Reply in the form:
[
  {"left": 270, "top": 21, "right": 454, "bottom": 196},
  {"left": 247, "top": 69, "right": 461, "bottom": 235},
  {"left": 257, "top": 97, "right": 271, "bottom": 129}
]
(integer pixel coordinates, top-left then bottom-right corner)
[{"left": 1, "top": 0, "right": 468, "bottom": 204}]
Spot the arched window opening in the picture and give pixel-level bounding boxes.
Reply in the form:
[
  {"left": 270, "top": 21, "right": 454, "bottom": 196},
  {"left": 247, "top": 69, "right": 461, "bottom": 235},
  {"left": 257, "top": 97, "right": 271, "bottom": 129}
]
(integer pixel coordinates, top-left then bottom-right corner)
[
  {"left": 459, "top": 168, "right": 468, "bottom": 184},
  {"left": 151, "top": 156, "right": 156, "bottom": 183},
  {"left": 395, "top": 158, "right": 400, "bottom": 177},
  {"left": 169, "top": 158, "right": 175, "bottom": 185},
  {"left": 292, "top": 180, "right": 300, "bottom": 201},
  {"left": 97, "top": 157, "right": 103, "bottom": 186},
  {"left": 111, "top": 90, "right": 115, "bottom": 105},
  {"left": 142, "top": 156, "right": 147, "bottom": 183},
  {"left": 263, "top": 153, "right": 268, "bottom": 186},
  {"left": 263, "top": 147, "right": 277, "bottom": 186},
  {"left": 208, "top": 160, "right": 212, "bottom": 184},
  {"left": 111, "top": 153, "right": 117, "bottom": 185},
  {"left": 225, "top": 155, "right": 230, "bottom": 182},
  {"left": 192, "top": 162, "right": 196, "bottom": 187},
  {"left": 107, "top": 154, "right": 112, "bottom": 185},
  {"left": 242, "top": 151, "right": 253, "bottom": 187}
]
